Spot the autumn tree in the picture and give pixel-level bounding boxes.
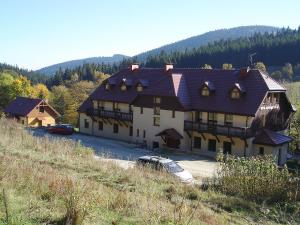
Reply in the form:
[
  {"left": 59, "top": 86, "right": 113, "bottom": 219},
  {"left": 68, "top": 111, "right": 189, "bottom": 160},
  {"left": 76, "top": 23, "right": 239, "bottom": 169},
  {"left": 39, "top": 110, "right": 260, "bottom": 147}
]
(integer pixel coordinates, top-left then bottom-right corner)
[
  {"left": 222, "top": 63, "right": 233, "bottom": 70},
  {"left": 32, "top": 83, "right": 50, "bottom": 99},
  {"left": 271, "top": 71, "right": 283, "bottom": 80},
  {"left": 254, "top": 62, "right": 267, "bottom": 72},
  {"left": 201, "top": 64, "right": 212, "bottom": 69},
  {"left": 0, "top": 72, "right": 14, "bottom": 110},
  {"left": 11, "top": 76, "right": 33, "bottom": 98},
  {"left": 281, "top": 63, "right": 294, "bottom": 80}
]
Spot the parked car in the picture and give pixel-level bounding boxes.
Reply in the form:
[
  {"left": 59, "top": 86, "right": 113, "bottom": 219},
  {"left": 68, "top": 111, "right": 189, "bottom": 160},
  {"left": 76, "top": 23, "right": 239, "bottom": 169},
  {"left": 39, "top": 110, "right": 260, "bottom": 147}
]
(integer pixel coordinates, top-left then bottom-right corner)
[
  {"left": 137, "top": 156, "right": 194, "bottom": 183},
  {"left": 47, "top": 124, "right": 74, "bottom": 135}
]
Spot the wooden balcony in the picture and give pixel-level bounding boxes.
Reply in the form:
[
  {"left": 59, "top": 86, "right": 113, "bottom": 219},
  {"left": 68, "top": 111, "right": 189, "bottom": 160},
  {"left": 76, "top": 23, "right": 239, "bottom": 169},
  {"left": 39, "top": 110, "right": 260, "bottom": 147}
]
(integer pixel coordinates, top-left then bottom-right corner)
[
  {"left": 184, "top": 120, "right": 253, "bottom": 139},
  {"left": 86, "top": 108, "right": 133, "bottom": 122}
]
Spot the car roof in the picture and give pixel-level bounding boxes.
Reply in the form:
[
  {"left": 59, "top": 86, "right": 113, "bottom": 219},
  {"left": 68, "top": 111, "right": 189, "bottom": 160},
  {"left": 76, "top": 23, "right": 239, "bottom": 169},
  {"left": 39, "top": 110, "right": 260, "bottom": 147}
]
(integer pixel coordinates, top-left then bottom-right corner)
[{"left": 138, "top": 155, "right": 173, "bottom": 164}]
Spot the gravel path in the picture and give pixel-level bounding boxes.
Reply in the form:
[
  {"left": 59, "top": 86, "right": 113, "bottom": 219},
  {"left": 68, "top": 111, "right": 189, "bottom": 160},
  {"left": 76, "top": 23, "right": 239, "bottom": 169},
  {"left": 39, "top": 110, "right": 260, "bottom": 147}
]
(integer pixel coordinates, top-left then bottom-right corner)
[{"left": 31, "top": 128, "right": 218, "bottom": 179}]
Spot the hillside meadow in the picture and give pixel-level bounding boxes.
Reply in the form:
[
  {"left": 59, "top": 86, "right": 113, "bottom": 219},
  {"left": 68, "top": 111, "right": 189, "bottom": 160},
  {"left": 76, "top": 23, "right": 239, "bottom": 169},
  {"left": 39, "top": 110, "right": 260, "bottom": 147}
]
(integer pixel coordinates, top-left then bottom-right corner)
[{"left": 0, "top": 118, "right": 299, "bottom": 225}]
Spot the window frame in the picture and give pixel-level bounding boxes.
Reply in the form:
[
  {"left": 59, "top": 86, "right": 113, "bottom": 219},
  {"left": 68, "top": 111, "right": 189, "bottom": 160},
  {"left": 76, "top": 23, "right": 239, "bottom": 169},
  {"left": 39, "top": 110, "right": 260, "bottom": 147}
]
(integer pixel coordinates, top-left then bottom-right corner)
[
  {"left": 98, "top": 121, "right": 103, "bottom": 130},
  {"left": 113, "top": 123, "right": 119, "bottom": 133},
  {"left": 224, "top": 114, "right": 233, "bottom": 126},
  {"left": 201, "top": 86, "right": 210, "bottom": 96},
  {"left": 84, "top": 119, "right": 89, "bottom": 129},
  {"left": 231, "top": 88, "right": 240, "bottom": 99},
  {"left": 153, "top": 117, "right": 160, "bottom": 126},
  {"left": 194, "top": 137, "right": 201, "bottom": 149},
  {"left": 172, "top": 110, "right": 176, "bottom": 118},
  {"left": 154, "top": 106, "right": 160, "bottom": 115}
]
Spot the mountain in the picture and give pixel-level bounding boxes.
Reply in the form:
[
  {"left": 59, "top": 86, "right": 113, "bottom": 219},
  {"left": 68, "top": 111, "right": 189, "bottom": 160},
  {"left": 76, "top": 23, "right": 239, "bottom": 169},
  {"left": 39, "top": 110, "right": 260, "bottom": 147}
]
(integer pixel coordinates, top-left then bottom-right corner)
[
  {"left": 135, "top": 25, "right": 279, "bottom": 61},
  {"left": 36, "top": 54, "right": 129, "bottom": 76}
]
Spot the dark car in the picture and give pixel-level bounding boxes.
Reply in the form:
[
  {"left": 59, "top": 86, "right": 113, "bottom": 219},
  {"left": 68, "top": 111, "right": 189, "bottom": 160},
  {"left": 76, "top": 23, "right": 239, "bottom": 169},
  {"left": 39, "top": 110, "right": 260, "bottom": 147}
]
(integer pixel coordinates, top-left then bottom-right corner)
[{"left": 47, "top": 124, "right": 74, "bottom": 135}]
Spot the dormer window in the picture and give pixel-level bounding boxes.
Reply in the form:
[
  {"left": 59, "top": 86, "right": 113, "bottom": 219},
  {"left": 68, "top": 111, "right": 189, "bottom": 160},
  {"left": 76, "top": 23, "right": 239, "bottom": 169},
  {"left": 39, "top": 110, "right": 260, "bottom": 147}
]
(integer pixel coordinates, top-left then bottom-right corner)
[
  {"left": 200, "top": 81, "right": 215, "bottom": 96},
  {"left": 230, "top": 83, "right": 245, "bottom": 99},
  {"left": 201, "top": 86, "right": 210, "bottom": 96},
  {"left": 137, "top": 83, "right": 143, "bottom": 92},
  {"left": 121, "top": 84, "right": 127, "bottom": 91},
  {"left": 231, "top": 88, "right": 240, "bottom": 99},
  {"left": 105, "top": 84, "right": 110, "bottom": 90}
]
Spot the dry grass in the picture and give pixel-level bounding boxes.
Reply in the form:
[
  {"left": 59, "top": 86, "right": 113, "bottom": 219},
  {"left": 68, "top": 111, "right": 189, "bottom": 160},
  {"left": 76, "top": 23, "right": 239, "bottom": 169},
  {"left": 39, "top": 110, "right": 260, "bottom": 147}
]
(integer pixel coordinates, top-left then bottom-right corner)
[{"left": 0, "top": 118, "right": 299, "bottom": 225}]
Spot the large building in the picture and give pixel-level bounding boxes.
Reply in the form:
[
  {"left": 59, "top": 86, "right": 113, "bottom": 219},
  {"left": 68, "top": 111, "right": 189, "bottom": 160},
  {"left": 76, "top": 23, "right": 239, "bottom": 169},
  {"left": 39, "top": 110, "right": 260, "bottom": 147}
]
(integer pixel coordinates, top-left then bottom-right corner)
[
  {"left": 78, "top": 64, "right": 295, "bottom": 165},
  {"left": 4, "top": 96, "right": 60, "bottom": 127}
]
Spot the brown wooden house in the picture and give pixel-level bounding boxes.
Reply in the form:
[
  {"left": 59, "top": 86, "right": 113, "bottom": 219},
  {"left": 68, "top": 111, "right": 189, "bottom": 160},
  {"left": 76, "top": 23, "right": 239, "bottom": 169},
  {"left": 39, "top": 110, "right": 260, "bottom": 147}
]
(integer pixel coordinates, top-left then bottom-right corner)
[{"left": 4, "top": 96, "right": 60, "bottom": 127}]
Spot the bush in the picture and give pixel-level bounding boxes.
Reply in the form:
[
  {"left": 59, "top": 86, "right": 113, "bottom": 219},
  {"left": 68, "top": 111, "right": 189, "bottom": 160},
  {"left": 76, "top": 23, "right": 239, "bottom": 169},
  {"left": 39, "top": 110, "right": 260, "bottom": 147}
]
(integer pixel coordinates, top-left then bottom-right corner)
[{"left": 216, "top": 153, "right": 300, "bottom": 203}]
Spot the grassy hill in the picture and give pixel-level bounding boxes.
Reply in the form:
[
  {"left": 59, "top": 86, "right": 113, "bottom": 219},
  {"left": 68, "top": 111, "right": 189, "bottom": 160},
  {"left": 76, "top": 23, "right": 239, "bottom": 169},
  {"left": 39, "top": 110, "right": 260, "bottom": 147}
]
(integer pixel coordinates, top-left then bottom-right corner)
[{"left": 0, "top": 119, "right": 299, "bottom": 225}]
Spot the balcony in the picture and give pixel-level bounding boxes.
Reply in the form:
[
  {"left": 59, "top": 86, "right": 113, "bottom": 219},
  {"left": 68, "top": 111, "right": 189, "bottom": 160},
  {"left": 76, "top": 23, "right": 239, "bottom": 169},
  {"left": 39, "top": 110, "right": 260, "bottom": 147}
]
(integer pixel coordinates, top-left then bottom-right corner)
[
  {"left": 184, "top": 120, "right": 253, "bottom": 139},
  {"left": 86, "top": 108, "right": 133, "bottom": 122}
]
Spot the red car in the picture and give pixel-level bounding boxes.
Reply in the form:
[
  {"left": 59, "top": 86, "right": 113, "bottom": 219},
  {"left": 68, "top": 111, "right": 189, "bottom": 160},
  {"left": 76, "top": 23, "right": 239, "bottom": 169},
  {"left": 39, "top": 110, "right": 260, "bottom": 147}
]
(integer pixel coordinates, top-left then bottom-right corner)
[{"left": 47, "top": 124, "right": 74, "bottom": 135}]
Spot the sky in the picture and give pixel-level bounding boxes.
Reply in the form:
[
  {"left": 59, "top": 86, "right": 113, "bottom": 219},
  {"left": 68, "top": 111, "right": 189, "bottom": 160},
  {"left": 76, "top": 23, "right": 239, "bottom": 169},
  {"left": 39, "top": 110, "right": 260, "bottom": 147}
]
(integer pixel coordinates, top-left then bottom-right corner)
[{"left": 1, "top": 0, "right": 299, "bottom": 70}]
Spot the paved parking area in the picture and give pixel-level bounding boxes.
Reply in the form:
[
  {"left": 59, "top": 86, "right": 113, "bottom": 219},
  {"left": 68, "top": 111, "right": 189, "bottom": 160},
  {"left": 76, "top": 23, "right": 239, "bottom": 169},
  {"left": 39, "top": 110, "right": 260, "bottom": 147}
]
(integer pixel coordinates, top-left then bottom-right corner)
[{"left": 30, "top": 129, "right": 218, "bottom": 179}]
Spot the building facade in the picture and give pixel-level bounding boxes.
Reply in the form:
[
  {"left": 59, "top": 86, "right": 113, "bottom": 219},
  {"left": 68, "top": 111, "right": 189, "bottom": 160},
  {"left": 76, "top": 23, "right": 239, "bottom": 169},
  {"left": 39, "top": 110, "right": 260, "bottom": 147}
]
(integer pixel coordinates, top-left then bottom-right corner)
[
  {"left": 78, "top": 65, "right": 295, "bottom": 165},
  {"left": 4, "top": 96, "right": 60, "bottom": 127}
]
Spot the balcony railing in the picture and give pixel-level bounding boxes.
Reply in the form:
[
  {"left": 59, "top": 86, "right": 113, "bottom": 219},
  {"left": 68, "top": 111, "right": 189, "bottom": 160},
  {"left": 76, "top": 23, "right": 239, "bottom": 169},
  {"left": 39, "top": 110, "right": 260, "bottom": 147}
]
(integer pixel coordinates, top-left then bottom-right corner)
[
  {"left": 86, "top": 108, "right": 133, "bottom": 122},
  {"left": 184, "top": 120, "right": 253, "bottom": 138}
]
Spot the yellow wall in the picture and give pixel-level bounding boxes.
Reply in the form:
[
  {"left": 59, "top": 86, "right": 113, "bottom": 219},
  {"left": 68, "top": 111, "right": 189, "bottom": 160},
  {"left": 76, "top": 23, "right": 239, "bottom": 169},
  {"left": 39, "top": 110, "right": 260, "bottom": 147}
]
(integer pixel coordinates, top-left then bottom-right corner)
[{"left": 27, "top": 116, "right": 55, "bottom": 127}]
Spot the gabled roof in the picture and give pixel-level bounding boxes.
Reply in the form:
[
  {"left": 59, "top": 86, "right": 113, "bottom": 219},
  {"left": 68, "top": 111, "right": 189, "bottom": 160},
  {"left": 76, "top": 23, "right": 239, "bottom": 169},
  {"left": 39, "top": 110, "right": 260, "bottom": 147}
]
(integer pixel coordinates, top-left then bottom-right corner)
[
  {"left": 4, "top": 96, "right": 60, "bottom": 117},
  {"left": 155, "top": 128, "right": 183, "bottom": 140},
  {"left": 79, "top": 67, "right": 289, "bottom": 116},
  {"left": 253, "top": 129, "right": 292, "bottom": 146}
]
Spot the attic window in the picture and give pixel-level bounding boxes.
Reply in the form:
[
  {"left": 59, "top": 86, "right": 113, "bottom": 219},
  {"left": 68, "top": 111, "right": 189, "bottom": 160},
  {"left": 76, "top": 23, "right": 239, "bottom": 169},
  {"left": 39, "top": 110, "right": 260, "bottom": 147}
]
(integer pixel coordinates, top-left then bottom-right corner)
[
  {"left": 137, "top": 83, "right": 143, "bottom": 92},
  {"left": 105, "top": 84, "right": 110, "bottom": 90},
  {"left": 231, "top": 88, "right": 240, "bottom": 99},
  {"left": 201, "top": 86, "right": 210, "bottom": 96},
  {"left": 121, "top": 84, "right": 127, "bottom": 91}
]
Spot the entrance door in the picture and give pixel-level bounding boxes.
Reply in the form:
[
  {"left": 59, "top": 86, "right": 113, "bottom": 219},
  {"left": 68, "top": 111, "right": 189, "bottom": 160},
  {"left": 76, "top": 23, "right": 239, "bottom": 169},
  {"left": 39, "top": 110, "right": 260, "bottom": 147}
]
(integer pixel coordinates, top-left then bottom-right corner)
[
  {"left": 38, "top": 120, "right": 42, "bottom": 127},
  {"left": 166, "top": 138, "right": 180, "bottom": 149},
  {"left": 223, "top": 141, "right": 232, "bottom": 154}
]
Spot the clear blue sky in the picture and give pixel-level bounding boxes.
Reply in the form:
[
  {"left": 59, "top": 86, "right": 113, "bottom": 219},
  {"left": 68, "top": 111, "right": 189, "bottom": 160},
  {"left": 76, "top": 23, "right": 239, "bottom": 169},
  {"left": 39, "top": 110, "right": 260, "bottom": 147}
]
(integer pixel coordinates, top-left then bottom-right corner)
[{"left": 1, "top": 0, "right": 299, "bottom": 70}]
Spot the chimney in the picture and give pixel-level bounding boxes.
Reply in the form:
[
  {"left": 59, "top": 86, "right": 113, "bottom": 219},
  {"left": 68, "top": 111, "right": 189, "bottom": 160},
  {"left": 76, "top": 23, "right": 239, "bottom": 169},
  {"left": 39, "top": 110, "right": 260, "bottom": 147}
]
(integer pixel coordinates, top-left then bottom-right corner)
[
  {"left": 165, "top": 64, "right": 173, "bottom": 71},
  {"left": 131, "top": 63, "right": 139, "bottom": 71}
]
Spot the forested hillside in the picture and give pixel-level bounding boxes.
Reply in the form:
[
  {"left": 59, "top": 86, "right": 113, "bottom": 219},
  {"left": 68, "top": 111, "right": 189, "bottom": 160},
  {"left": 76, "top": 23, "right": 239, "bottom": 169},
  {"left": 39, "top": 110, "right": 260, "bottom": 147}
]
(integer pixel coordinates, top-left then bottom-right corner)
[
  {"left": 144, "top": 28, "right": 300, "bottom": 69},
  {"left": 136, "top": 25, "right": 279, "bottom": 61}
]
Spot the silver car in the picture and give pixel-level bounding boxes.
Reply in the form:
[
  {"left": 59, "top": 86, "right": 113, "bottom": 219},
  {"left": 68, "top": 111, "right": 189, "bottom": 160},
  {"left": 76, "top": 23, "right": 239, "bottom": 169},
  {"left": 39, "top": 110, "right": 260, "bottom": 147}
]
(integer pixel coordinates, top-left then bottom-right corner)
[{"left": 137, "top": 156, "right": 194, "bottom": 183}]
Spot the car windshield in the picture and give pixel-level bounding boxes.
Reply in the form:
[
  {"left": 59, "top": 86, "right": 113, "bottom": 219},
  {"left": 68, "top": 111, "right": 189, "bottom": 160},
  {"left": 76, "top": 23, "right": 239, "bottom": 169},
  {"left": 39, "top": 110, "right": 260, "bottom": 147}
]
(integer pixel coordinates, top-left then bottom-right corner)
[{"left": 163, "top": 161, "right": 184, "bottom": 173}]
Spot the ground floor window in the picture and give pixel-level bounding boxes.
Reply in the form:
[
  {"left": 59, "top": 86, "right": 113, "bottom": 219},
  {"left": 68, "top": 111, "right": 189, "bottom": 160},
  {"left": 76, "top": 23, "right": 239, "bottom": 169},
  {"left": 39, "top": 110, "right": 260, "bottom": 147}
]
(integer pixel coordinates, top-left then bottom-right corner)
[
  {"left": 129, "top": 126, "right": 133, "bottom": 136},
  {"left": 223, "top": 141, "right": 232, "bottom": 154},
  {"left": 208, "top": 139, "right": 216, "bottom": 152},
  {"left": 143, "top": 130, "right": 146, "bottom": 138},
  {"left": 259, "top": 147, "right": 264, "bottom": 155},
  {"left": 84, "top": 119, "right": 89, "bottom": 128},
  {"left": 194, "top": 137, "right": 201, "bottom": 149},
  {"left": 113, "top": 124, "right": 118, "bottom": 133},
  {"left": 98, "top": 121, "right": 103, "bottom": 130},
  {"left": 136, "top": 129, "right": 140, "bottom": 137}
]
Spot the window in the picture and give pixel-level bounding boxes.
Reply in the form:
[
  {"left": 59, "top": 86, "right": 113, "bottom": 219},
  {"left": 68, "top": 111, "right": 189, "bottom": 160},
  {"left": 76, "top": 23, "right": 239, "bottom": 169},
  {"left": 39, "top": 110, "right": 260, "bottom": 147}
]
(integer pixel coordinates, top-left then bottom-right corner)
[
  {"left": 84, "top": 119, "right": 89, "bottom": 128},
  {"left": 208, "top": 139, "right": 217, "bottom": 152},
  {"left": 140, "top": 107, "right": 143, "bottom": 114},
  {"left": 154, "top": 106, "right": 160, "bottom": 115},
  {"left": 224, "top": 114, "right": 233, "bottom": 126},
  {"left": 98, "top": 121, "right": 103, "bottom": 130},
  {"left": 153, "top": 117, "right": 160, "bottom": 126},
  {"left": 172, "top": 110, "right": 175, "bottom": 118},
  {"left": 105, "top": 84, "right": 110, "bottom": 90},
  {"left": 113, "top": 102, "right": 119, "bottom": 111},
  {"left": 259, "top": 147, "right": 264, "bottom": 155},
  {"left": 98, "top": 101, "right": 105, "bottom": 110},
  {"left": 201, "top": 86, "right": 210, "bottom": 96},
  {"left": 136, "top": 129, "right": 140, "bottom": 137},
  {"left": 143, "top": 130, "right": 146, "bottom": 138},
  {"left": 129, "top": 126, "right": 133, "bottom": 136},
  {"left": 154, "top": 97, "right": 161, "bottom": 104},
  {"left": 21, "top": 120, "right": 25, "bottom": 125},
  {"left": 231, "top": 88, "right": 240, "bottom": 99},
  {"left": 39, "top": 106, "right": 44, "bottom": 113},
  {"left": 121, "top": 84, "right": 127, "bottom": 91},
  {"left": 113, "top": 124, "right": 118, "bottom": 133},
  {"left": 194, "top": 137, "right": 201, "bottom": 149},
  {"left": 137, "top": 83, "right": 143, "bottom": 92},
  {"left": 208, "top": 112, "right": 217, "bottom": 122},
  {"left": 129, "top": 105, "right": 132, "bottom": 113},
  {"left": 196, "top": 111, "right": 202, "bottom": 122}
]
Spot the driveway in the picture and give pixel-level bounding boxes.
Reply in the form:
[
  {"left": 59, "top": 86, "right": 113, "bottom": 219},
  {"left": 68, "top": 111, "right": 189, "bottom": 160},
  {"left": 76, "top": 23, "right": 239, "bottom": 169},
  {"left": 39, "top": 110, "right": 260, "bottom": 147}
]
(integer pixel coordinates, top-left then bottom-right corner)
[{"left": 30, "top": 128, "right": 218, "bottom": 179}]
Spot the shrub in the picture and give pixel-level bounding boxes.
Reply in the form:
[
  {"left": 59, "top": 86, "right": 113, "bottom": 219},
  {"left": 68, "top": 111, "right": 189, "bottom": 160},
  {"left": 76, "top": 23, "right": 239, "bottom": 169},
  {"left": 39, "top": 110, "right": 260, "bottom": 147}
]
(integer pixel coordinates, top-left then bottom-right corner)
[{"left": 216, "top": 153, "right": 300, "bottom": 203}]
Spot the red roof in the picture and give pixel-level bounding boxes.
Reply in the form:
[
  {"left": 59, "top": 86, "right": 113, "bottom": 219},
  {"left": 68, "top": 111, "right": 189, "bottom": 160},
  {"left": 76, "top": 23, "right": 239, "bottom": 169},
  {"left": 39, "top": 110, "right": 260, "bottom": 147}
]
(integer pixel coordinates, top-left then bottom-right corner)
[
  {"left": 253, "top": 129, "right": 292, "bottom": 146},
  {"left": 79, "top": 67, "right": 287, "bottom": 116}
]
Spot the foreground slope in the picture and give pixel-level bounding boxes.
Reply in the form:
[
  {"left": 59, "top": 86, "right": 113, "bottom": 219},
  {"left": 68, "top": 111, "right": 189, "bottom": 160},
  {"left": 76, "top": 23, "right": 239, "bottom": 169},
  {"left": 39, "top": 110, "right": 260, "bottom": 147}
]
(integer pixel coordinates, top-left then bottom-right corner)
[{"left": 0, "top": 119, "right": 298, "bottom": 225}]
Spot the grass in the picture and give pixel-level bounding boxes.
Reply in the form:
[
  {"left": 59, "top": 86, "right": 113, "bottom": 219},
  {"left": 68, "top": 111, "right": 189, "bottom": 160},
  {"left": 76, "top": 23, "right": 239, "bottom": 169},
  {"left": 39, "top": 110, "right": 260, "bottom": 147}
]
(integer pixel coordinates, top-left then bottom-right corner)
[{"left": 0, "top": 118, "right": 299, "bottom": 225}]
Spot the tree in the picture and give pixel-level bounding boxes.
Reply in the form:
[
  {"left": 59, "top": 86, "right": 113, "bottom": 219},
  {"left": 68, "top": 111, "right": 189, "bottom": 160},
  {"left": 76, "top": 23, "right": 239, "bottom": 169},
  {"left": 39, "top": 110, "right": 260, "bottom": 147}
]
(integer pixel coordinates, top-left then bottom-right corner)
[
  {"left": 254, "top": 62, "right": 267, "bottom": 72},
  {"left": 0, "top": 72, "right": 14, "bottom": 110},
  {"left": 201, "top": 64, "right": 212, "bottom": 69},
  {"left": 222, "top": 63, "right": 233, "bottom": 70},
  {"left": 49, "top": 85, "right": 71, "bottom": 122},
  {"left": 32, "top": 83, "right": 50, "bottom": 99},
  {"left": 271, "top": 71, "right": 283, "bottom": 80},
  {"left": 281, "top": 63, "right": 294, "bottom": 80},
  {"left": 11, "top": 76, "right": 33, "bottom": 98},
  {"left": 294, "top": 63, "right": 300, "bottom": 75}
]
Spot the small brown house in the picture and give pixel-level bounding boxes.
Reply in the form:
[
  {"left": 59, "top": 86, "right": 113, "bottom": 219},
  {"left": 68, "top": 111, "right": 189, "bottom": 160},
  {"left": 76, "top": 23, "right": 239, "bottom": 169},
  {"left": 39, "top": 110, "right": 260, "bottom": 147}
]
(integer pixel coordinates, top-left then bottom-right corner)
[{"left": 4, "top": 96, "right": 60, "bottom": 127}]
